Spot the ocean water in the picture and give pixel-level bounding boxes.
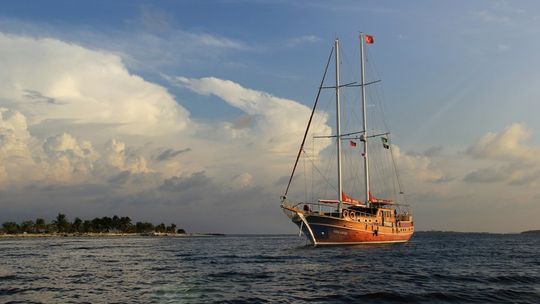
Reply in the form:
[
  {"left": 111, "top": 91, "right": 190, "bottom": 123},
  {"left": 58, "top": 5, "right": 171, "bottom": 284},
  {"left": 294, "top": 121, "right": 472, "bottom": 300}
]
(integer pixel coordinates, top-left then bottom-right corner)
[{"left": 0, "top": 233, "right": 539, "bottom": 303}]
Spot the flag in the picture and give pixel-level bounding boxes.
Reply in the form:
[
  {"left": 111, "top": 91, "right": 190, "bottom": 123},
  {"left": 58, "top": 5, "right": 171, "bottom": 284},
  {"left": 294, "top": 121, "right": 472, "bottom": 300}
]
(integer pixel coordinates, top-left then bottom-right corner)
[
  {"left": 364, "top": 34, "right": 374, "bottom": 44},
  {"left": 342, "top": 191, "right": 364, "bottom": 205},
  {"left": 381, "top": 137, "right": 389, "bottom": 149},
  {"left": 349, "top": 140, "right": 357, "bottom": 147}
]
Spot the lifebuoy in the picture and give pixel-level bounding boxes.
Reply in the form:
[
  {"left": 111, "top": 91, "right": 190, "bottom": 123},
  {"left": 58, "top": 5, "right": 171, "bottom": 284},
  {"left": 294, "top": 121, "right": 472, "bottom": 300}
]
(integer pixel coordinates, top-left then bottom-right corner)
[
  {"left": 342, "top": 209, "right": 349, "bottom": 218},
  {"left": 349, "top": 211, "right": 356, "bottom": 221}
]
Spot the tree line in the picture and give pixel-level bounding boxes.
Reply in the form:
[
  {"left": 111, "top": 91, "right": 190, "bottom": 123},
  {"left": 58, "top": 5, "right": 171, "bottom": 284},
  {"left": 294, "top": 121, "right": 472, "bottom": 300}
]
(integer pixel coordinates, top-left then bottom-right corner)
[{"left": 0, "top": 213, "right": 186, "bottom": 235}]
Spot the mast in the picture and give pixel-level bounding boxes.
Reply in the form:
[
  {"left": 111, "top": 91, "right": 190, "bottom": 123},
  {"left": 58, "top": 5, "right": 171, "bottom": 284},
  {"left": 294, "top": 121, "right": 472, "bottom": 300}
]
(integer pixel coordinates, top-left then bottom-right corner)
[
  {"left": 360, "top": 33, "right": 370, "bottom": 206},
  {"left": 335, "top": 38, "right": 343, "bottom": 214}
]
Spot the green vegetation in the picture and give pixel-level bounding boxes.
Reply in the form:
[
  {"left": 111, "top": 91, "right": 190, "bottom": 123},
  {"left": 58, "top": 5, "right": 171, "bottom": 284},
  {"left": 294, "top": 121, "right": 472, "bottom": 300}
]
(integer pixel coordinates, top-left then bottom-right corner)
[{"left": 0, "top": 213, "right": 184, "bottom": 235}]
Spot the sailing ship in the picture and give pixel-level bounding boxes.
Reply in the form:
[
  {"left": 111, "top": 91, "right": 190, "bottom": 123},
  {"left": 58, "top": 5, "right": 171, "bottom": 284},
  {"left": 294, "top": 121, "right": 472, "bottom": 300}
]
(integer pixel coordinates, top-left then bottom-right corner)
[{"left": 280, "top": 34, "right": 414, "bottom": 246}]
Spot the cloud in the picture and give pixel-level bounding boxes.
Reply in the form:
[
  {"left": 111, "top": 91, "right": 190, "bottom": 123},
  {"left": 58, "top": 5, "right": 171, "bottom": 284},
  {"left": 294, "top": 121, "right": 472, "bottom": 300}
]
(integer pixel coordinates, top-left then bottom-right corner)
[
  {"left": 422, "top": 146, "right": 443, "bottom": 157},
  {"left": 0, "top": 33, "right": 191, "bottom": 137},
  {"left": 9, "top": 29, "right": 540, "bottom": 233},
  {"left": 285, "top": 35, "right": 322, "bottom": 48},
  {"left": 463, "top": 167, "right": 507, "bottom": 183},
  {"left": 472, "top": 10, "right": 511, "bottom": 24},
  {"left": 0, "top": 32, "right": 337, "bottom": 233},
  {"left": 231, "top": 172, "right": 254, "bottom": 189},
  {"left": 0, "top": 108, "right": 154, "bottom": 187},
  {"left": 138, "top": 6, "right": 176, "bottom": 33},
  {"left": 468, "top": 123, "right": 538, "bottom": 163},
  {"left": 465, "top": 123, "right": 540, "bottom": 186},
  {"left": 23, "top": 90, "right": 60, "bottom": 105},
  {"left": 392, "top": 145, "right": 450, "bottom": 183},
  {"left": 159, "top": 171, "right": 211, "bottom": 193},
  {"left": 0, "top": 108, "right": 44, "bottom": 184},
  {"left": 156, "top": 148, "right": 191, "bottom": 161},
  {"left": 172, "top": 76, "right": 331, "bottom": 155},
  {"left": 0, "top": 11, "right": 252, "bottom": 74}
]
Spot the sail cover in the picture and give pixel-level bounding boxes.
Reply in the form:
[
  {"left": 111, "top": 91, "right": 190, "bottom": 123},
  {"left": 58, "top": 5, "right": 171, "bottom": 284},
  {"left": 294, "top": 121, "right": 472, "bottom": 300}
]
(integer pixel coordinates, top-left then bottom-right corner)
[
  {"left": 341, "top": 192, "right": 364, "bottom": 206},
  {"left": 368, "top": 191, "right": 394, "bottom": 204}
]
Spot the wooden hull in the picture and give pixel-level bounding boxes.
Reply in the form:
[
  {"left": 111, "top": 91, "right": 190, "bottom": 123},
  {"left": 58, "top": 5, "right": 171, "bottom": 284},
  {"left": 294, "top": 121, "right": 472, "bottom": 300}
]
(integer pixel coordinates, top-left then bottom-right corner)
[{"left": 294, "top": 214, "right": 413, "bottom": 246}]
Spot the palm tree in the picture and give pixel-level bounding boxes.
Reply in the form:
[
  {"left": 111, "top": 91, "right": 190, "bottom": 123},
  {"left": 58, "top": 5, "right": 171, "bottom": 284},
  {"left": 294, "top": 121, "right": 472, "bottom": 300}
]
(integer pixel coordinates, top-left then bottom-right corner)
[
  {"left": 2, "top": 222, "right": 19, "bottom": 234},
  {"left": 101, "top": 217, "right": 112, "bottom": 232},
  {"left": 72, "top": 217, "right": 82, "bottom": 233},
  {"left": 91, "top": 217, "right": 101, "bottom": 232},
  {"left": 54, "top": 213, "right": 70, "bottom": 233},
  {"left": 156, "top": 223, "right": 166, "bottom": 233},
  {"left": 119, "top": 217, "right": 132, "bottom": 233},
  {"left": 20, "top": 220, "right": 35, "bottom": 234},
  {"left": 82, "top": 220, "right": 91, "bottom": 233},
  {"left": 166, "top": 224, "right": 177, "bottom": 233},
  {"left": 35, "top": 218, "right": 46, "bottom": 233}
]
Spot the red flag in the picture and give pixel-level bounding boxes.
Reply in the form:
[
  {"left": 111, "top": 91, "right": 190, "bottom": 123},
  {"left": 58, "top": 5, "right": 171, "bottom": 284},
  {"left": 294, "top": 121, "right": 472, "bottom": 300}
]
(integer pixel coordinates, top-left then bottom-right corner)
[
  {"left": 364, "top": 34, "right": 374, "bottom": 44},
  {"left": 349, "top": 140, "right": 357, "bottom": 147},
  {"left": 341, "top": 191, "right": 364, "bottom": 205}
]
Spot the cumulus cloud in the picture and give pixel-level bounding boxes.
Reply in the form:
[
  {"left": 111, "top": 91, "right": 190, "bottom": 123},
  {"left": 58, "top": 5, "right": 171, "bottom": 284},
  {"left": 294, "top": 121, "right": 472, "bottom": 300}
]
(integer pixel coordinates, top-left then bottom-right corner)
[
  {"left": 0, "top": 32, "right": 338, "bottom": 233},
  {"left": 0, "top": 32, "right": 334, "bottom": 191},
  {"left": 0, "top": 108, "right": 44, "bottom": 183},
  {"left": 0, "top": 33, "right": 199, "bottom": 188},
  {"left": 0, "top": 32, "right": 191, "bottom": 137},
  {"left": 465, "top": 123, "right": 540, "bottom": 186},
  {"left": 392, "top": 145, "right": 449, "bottom": 183},
  {"left": 468, "top": 123, "right": 538, "bottom": 163},
  {"left": 0, "top": 108, "right": 154, "bottom": 187},
  {"left": 172, "top": 76, "right": 332, "bottom": 155}
]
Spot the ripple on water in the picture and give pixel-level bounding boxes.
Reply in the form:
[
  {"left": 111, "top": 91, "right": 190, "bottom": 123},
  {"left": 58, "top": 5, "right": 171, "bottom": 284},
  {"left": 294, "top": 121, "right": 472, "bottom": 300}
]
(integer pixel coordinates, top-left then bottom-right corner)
[{"left": 0, "top": 234, "right": 539, "bottom": 303}]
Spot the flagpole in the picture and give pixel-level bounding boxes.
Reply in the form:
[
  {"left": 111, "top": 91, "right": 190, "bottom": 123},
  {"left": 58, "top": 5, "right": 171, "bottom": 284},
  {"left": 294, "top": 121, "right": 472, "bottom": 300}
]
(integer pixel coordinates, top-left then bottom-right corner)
[
  {"left": 335, "top": 38, "right": 343, "bottom": 215},
  {"left": 360, "top": 33, "right": 371, "bottom": 206}
]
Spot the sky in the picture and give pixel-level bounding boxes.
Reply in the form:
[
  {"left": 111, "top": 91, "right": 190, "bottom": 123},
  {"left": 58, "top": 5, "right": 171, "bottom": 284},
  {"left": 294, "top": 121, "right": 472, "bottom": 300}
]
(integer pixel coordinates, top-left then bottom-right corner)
[{"left": 1, "top": 0, "right": 540, "bottom": 233}]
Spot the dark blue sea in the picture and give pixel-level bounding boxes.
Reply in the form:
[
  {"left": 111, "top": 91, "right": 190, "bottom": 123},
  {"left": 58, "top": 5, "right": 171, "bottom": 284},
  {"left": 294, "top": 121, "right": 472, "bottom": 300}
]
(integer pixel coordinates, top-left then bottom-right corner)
[{"left": 1, "top": 233, "right": 539, "bottom": 303}]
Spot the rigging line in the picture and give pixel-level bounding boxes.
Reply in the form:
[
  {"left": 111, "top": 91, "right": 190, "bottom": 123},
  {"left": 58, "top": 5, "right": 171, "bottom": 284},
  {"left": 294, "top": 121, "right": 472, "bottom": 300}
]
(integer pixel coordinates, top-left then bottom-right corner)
[
  {"left": 311, "top": 137, "right": 315, "bottom": 203},
  {"left": 302, "top": 149, "right": 338, "bottom": 194},
  {"left": 365, "top": 46, "right": 391, "bottom": 136},
  {"left": 388, "top": 134, "right": 407, "bottom": 204},
  {"left": 303, "top": 148, "right": 308, "bottom": 202},
  {"left": 364, "top": 42, "right": 399, "bottom": 200},
  {"left": 321, "top": 141, "right": 337, "bottom": 199},
  {"left": 313, "top": 130, "right": 366, "bottom": 139},
  {"left": 321, "top": 81, "right": 357, "bottom": 89},
  {"left": 283, "top": 45, "right": 334, "bottom": 198},
  {"left": 342, "top": 80, "right": 381, "bottom": 87}
]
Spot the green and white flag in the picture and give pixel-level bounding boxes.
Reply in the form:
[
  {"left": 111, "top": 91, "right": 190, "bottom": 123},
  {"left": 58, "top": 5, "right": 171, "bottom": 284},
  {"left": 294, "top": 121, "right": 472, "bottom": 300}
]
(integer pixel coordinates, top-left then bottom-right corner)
[{"left": 381, "top": 137, "right": 389, "bottom": 149}]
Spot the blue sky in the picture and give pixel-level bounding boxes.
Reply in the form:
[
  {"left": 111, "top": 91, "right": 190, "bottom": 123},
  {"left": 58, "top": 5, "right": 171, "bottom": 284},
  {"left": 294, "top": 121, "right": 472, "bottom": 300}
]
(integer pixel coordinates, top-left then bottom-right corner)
[{"left": 1, "top": 0, "right": 540, "bottom": 233}]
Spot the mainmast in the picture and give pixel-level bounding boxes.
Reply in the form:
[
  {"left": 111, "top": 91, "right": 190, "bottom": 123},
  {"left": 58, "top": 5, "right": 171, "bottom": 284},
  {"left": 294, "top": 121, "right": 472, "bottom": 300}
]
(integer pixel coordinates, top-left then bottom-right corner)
[
  {"left": 335, "top": 38, "right": 343, "bottom": 214},
  {"left": 360, "top": 33, "right": 370, "bottom": 206}
]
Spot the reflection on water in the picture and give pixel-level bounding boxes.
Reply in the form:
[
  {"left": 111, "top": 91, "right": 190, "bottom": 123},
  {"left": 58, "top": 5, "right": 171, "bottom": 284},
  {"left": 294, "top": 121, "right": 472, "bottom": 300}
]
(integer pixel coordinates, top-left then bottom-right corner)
[{"left": 1, "top": 234, "right": 539, "bottom": 303}]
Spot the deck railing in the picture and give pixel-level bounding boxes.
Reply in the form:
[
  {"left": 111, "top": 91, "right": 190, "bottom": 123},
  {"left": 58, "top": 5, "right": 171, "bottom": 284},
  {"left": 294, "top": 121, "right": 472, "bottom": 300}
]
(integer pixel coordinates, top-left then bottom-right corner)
[{"left": 282, "top": 199, "right": 413, "bottom": 222}]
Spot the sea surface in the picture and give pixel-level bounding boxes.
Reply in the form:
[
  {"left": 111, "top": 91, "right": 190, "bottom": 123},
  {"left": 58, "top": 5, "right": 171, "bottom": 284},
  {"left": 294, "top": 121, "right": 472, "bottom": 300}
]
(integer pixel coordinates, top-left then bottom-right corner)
[{"left": 1, "top": 233, "right": 539, "bottom": 303}]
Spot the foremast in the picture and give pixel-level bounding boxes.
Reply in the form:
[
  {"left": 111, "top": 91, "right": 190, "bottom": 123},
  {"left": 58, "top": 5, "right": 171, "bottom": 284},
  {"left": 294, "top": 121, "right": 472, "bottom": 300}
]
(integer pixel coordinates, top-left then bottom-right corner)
[{"left": 334, "top": 38, "right": 344, "bottom": 214}]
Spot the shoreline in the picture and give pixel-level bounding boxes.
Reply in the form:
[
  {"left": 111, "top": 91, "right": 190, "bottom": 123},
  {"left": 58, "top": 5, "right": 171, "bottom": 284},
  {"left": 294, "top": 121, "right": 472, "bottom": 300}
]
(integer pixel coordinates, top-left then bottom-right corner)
[{"left": 0, "top": 232, "right": 225, "bottom": 238}]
